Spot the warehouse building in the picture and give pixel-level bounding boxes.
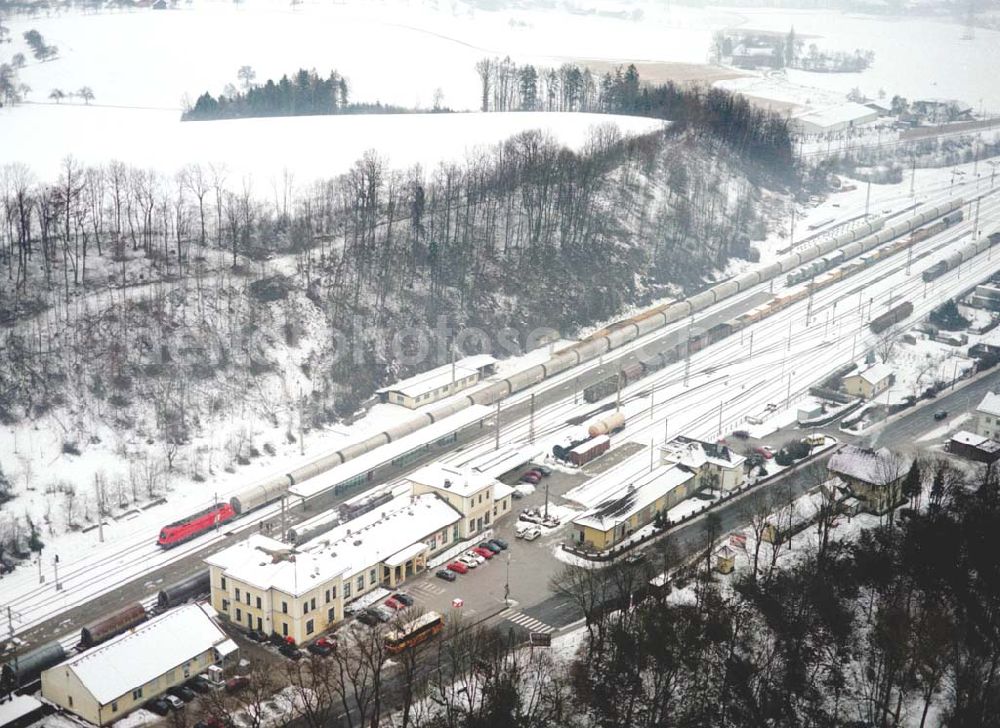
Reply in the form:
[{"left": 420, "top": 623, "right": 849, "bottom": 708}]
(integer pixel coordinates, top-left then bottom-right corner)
[
  {"left": 572, "top": 465, "right": 695, "bottom": 551},
  {"left": 660, "top": 436, "right": 746, "bottom": 491},
  {"left": 376, "top": 355, "right": 497, "bottom": 409},
  {"left": 948, "top": 431, "right": 1000, "bottom": 464},
  {"left": 206, "top": 492, "right": 464, "bottom": 644},
  {"left": 791, "top": 102, "right": 879, "bottom": 134},
  {"left": 40, "top": 604, "right": 236, "bottom": 726}
]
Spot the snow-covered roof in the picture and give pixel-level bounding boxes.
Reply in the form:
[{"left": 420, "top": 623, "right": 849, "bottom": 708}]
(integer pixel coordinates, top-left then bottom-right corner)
[
  {"left": 492, "top": 481, "right": 515, "bottom": 501},
  {"left": 950, "top": 430, "right": 1000, "bottom": 453},
  {"left": 573, "top": 465, "right": 693, "bottom": 532},
  {"left": 288, "top": 405, "right": 492, "bottom": 499},
  {"left": 977, "top": 392, "right": 1000, "bottom": 417},
  {"left": 458, "top": 443, "right": 543, "bottom": 479},
  {"left": 661, "top": 436, "right": 746, "bottom": 470},
  {"left": 828, "top": 445, "right": 905, "bottom": 486},
  {"left": 793, "top": 102, "right": 878, "bottom": 130},
  {"left": 571, "top": 435, "right": 609, "bottom": 455},
  {"left": 50, "top": 604, "right": 228, "bottom": 706},
  {"left": 376, "top": 355, "right": 496, "bottom": 398},
  {"left": 207, "top": 493, "right": 461, "bottom": 595},
  {"left": 845, "top": 363, "right": 893, "bottom": 386},
  {"left": 407, "top": 462, "right": 497, "bottom": 498},
  {"left": 0, "top": 694, "right": 42, "bottom": 724}
]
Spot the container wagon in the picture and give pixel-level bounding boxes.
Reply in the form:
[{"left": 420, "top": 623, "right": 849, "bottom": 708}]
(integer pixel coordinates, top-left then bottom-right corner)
[
  {"left": 1, "top": 642, "right": 66, "bottom": 690},
  {"left": 583, "top": 375, "right": 619, "bottom": 403},
  {"left": 569, "top": 435, "right": 611, "bottom": 466},
  {"left": 80, "top": 602, "right": 147, "bottom": 649},
  {"left": 339, "top": 490, "right": 393, "bottom": 522},
  {"left": 156, "top": 571, "right": 210, "bottom": 610},
  {"left": 870, "top": 302, "right": 914, "bottom": 334}
]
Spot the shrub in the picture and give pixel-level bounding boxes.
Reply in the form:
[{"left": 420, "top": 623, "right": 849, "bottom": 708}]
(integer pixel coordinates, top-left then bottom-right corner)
[{"left": 62, "top": 441, "right": 82, "bottom": 456}]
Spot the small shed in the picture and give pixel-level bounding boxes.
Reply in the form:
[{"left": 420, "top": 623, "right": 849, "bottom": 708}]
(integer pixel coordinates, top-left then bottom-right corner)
[{"left": 715, "top": 546, "right": 736, "bottom": 574}]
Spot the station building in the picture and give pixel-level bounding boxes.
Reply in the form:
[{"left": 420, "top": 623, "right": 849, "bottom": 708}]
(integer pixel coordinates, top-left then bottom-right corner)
[
  {"left": 406, "top": 462, "right": 513, "bottom": 540},
  {"left": 376, "top": 355, "right": 496, "bottom": 409}
]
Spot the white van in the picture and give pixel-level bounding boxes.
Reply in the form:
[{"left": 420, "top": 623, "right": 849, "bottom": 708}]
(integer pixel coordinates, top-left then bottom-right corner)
[{"left": 522, "top": 527, "right": 541, "bottom": 541}]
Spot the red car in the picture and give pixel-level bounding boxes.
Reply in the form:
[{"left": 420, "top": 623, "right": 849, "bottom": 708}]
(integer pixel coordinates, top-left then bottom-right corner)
[
  {"left": 447, "top": 561, "right": 469, "bottom": 574},
  {"left": 384, "top": 597, "right": 404, "bottom": 610},
  {"left": 472, "top": 547, "right": 494, "bottom": 560},
  {"left": 520, "top": 472, "right": 541, "bottom": 484},
  {"left": 754, "top": 446, "right": 774, "bottom": 460},
  {"left": 315, "top": 636, "right": 336, "bottom": 649}
]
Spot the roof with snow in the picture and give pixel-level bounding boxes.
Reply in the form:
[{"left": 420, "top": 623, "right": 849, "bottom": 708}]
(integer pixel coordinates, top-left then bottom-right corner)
[
  {"left": 828, "top": 445, "right": 906, "bottom": 486},
  {"left": 792, "top": 102, "right": 878, "bottom": 129},
  {"left": 845, "top": 363, "right": 893, "bottom": 386},
  {"left": 977, "top": 392, "right": 1000, "bottom": 417},
  {"left": 288, "top": 405, "right": 492, "bottom": 499},
  {"left": 950, "top": 430, "right": 1000, "bottom": 453},
  {"left": 207, "top": 493, "right": 461, "bottom": 595},
  {"left": 661, "top": 435, "right": 746, "bottom": 470},
  {"left": 376, "top": 355, "right": 496, "bottom": 399},
  {"left": 47, "top": 604, "right": 229, "bottom": 706},
  {"left": 408, "top": 462, "right": 498, "bottom": 498},
  {"left": 492, "top": 481, "right": 515, "bottom": 501},
  {"left": 573, "top": 464, "right": 693, "bottom": 531}
]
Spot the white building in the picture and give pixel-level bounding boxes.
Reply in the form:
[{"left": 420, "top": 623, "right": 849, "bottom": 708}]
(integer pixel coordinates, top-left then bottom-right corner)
[
  {"left": 377, "top": 355, "right": 496, "bottom": 409},
  {"left": 660, "top": 436, "right": 746, "bottom": 491},
  {"left": 406, "top": 462, "right": 513, "bottom": 539},
  {"left": 791, "top": 102, "right": 880, "bottom": 134},
  {"left": 976, "top": 391, "right": 1000, "bottom": 439},
  {"left": 41, "top": 604, "right": 236, "bottom": 726}
]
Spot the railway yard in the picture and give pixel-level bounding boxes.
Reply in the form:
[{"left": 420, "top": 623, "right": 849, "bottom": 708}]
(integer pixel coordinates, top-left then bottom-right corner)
[{"left": 5, "top": 166, "right": 1000, "bottom": 726}]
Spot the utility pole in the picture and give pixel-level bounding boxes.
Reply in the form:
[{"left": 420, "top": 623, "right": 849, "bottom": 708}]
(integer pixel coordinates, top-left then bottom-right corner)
[
  {"left": 789, "top": 207, "right": 796, "bottom": 249},
  {"left": 528, "top": 393, "right": 535, "bottom": 444},
  {"left": 748, "top": 330, "right": 754, "bottom": 359},
  {"left": 787, "top": 317, "right": 793, "bottom": 351},
  {"left": 494, "top": 400, "right": 501, "bottom": 450},
  {"left": 650, "top": 435, "right": 655, "bottom": 472},
  {"left": 280, "top": 496, "right": 287, "bottom": 542},
  {"left": 786, "top": 372, "right": 794, "bottom": 408},
  {"left": 717, "top": 401, "right": 723, "bottom": 438},
  {"left": 95, "top": 474, "right": 104, "bottom": 543},
  {"left": 54, "top": 554, "right": 62, "bottom": 591},
  {"left": 910, "top": 156, "right": 916, "bottom": 199},
  {"left": 649, "top": 382, "right": 655, "bottom": 420},
  {"left": 298, "top": 385, "right": 305, "bottom": 457},
  {"left": 615, "top": 364, "right": 622, "bottom": 410},
  {"left": 975, "top": 196, "right": 981, "bottom": 240},
  {"left": 864, "top": 179, "right": 872, "bottom": 218},
  {"left": 683, "top": 319, "right": 693, "bottom": 387},
  {"left": 38, "top": 554, "right": 44, "bottom": 584}
]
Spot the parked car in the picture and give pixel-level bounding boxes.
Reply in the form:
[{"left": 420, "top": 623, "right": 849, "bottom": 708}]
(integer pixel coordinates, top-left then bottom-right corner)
[
  {"left": 356, "top": 610, "right": 380, "bottom": 626},
  {"left": 754, "top": 446, "right": 774, "bottom": 460},
  {"left": 384, "top": 596, "right": 404, "bottom": 610},
  {"left": 165, "top": 695, "right": 185, "bottom": 711},
  {"left": 187, "top": 676, "right": 213, "bottom": 694},
  {"left": 479, "top": 540, "right": 502, "bottom": 554},
  {"left": 519, "top": 510, "right": 542, "bottom": 524},
  {"left": 315, "top": 636, "right": 336, "bottom": 649},
  {"left": 147, "top": 698, "right": 171, "bottom": 716},
  {"left": 520, "top": 473, "right": 541, "bottom": 485},
  {"left": 392, "top": 592, "right": 415, "bottom": 607},
  {"left": 458, "top": 555, "right": 481, "bottom": 569},
  {"left": 934, "top": 410, "right": 948, "bottom": 420},
  {"left": 732, "top": 430, "right": 750, "bottom": 440},
  {"left": 169, "top": 685, "right": 197, "bottom": 702},
  {"left": 437, "top": 568, "right": 458, "bottom": 581},
  {"left": 279, "top": 644, "right": 303, "bottom": 660},
  {"left": 370, "top": 605, "right": 395, "bottom": 622},
  {"left": 541, "top": 515, "right": 561, "bottom": 528},
  {"left": 225, "top": 676, "right": 250, "bottom": 693},
  {"left": 535, "top": 465, "right": 552, "bottom": 476},
  {"left": 488, "top": 538, "right": 509, "bottom": 550},
  {"left": 511, "top": 489, "right": 524, "bottom": 500},
  {"left": 624, "top": 551, "right": 647, "bottom": 565},
  {"left": 447, "top": 561, "right": 469, "bottom": 574},
  {"left": 472, "top": 546, "right": 494, "bottom": 560},
  {"left": 524, "top": 469, "right": 544, "bottom": 480},
  {"left": 521, "top": 526, "right": 542, "bottom": 541},
  {"left": 307, "top": 642, "right": 332, "bottom": 657}
]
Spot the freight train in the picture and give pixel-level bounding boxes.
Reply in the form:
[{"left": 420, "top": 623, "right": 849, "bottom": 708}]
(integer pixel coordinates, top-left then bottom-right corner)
[
  {"left": 786, "top": 209, "right": 964, "bottom": 287},
  {"left": 2, "top": 572, "right": 210, "bottom": 693},
  {"left": 922, "top": 228, "right": 998, "bottom": 283},
  {"left": 158, "top": 198, "right": 968, "bottom": 541},
  {"left": 870, "top": 302, "right": 916, "bottom": 334}
]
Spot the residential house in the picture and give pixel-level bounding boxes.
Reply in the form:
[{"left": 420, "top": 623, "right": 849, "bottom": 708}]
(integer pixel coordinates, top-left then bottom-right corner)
[
  {"left": 660, "top": 436, "right": 746, "bottom": 491},
  {"left": 842, "top": 363, "right": 893, "bottom": 399},
  {"left": 976, "top": 391, "right": 1000, "bottom": 439},
  {"left": 827, "top": 445, "right": 907, "bottom": 514}
]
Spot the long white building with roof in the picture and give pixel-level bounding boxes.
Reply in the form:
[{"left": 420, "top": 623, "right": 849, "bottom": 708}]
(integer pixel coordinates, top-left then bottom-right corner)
[
  {"left": 41, "top": 604, "right": 236, "bottom": 726},
  {"left": 376, "top": 355, "right": 496, "bottom": 409}
]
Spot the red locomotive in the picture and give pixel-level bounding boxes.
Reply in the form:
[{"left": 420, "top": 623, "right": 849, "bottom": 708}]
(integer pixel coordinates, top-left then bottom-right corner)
[{"left": 157, "top": 503, "right": 236, "bottom": 547}]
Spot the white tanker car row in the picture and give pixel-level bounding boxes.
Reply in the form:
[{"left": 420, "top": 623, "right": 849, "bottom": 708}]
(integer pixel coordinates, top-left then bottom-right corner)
[{"left": 209, "top": 197, "right": 965, "bottom": 523}]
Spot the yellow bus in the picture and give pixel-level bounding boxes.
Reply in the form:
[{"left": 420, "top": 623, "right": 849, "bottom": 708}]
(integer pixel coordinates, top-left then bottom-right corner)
[{"left": 384, "top": 611, "right": 444, "bottom": 654}]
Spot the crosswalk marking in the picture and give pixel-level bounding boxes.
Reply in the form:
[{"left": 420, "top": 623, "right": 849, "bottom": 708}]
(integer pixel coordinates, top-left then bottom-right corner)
[
  {"left": 408, "top": 581, "right": 445, "bottom": 596},
  {"left": 496, "top": 608, "right": 555, "bottom": 634}
]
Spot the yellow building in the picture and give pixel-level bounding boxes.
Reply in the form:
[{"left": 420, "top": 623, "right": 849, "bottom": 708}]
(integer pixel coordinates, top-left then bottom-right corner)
[
  {"left": 660, "top": 436, "right": 746, "bottom": 492},
  {"left": 842, "top": 364, "right": 893, "bottom": 400},
  {"left": 572, "top": 465, "right": 694, "bottom": 551},
  {"left": 41, "top": 604, "right": 237, "bottom": 726},
  {"left": 407, "top": 462, "right": 512, "bottom": 540},
  {"left": 206, "top": 493, "right": 462, "bottom": 644}
]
